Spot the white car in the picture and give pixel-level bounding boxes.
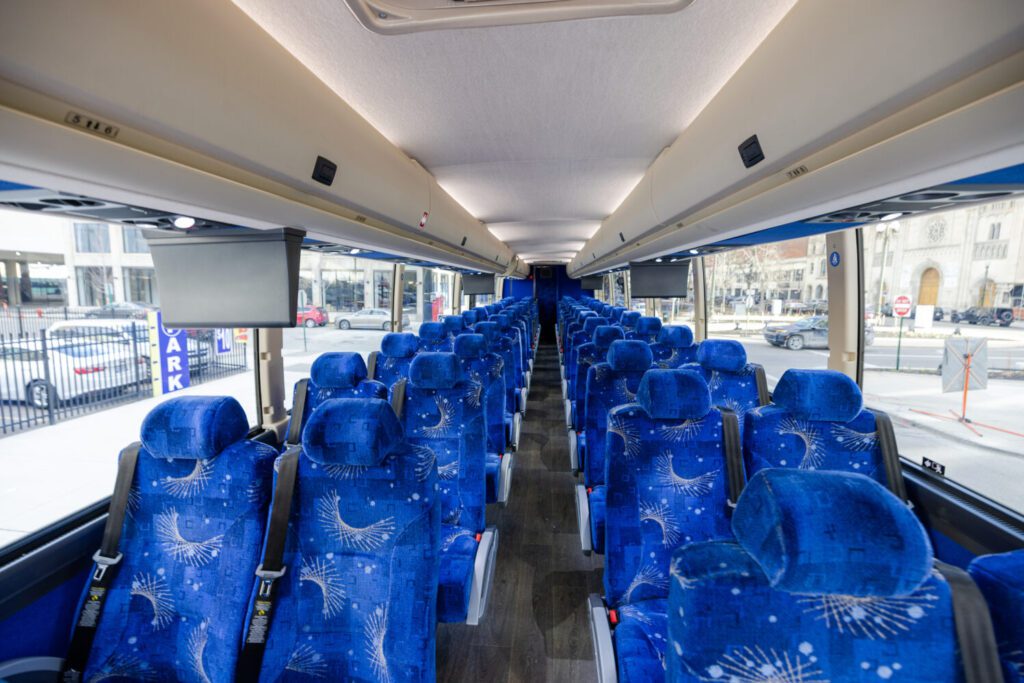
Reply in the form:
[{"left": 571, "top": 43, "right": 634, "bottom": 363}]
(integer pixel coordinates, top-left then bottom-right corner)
[
  {"left": 335, "top": 308, "right": 411, "bottom": 330},
  {"left": 0, "top": 338, "right": 139, "bottom": 409},
  {"left": 47, "top": 319, "right": 212, "bottom": 371}
]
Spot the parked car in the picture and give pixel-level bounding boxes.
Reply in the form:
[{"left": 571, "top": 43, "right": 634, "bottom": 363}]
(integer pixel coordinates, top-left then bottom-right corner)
[
  {"left": 763, "top": 315, "right": 875, "bottom": 350},
  {"left": 950, "top": 306, "right": 1015, "bottom": 326},
  {"left": 84, "top": 302, "right": 156, "bottom": 319},
  {"left": 296, "top": 305, "right": 329, "bottom": 328},
  {"left": 335, "top": 308, "right": 411, "bottom": 330},
  {"left": 0, "top": 338, "right": 138, "bottom": 408},
  {"left": 47, "top": 319, "right": 212, "bottom": 373}
]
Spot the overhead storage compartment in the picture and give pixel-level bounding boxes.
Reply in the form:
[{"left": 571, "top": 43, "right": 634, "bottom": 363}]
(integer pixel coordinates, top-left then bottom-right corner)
[{"left": 0, "top": 0, "right": 517, "bottom": 274}]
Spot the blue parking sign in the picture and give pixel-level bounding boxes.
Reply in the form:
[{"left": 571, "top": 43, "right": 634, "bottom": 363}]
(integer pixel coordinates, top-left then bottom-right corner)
[
  {"left": 148, "top": 311, "right": 190, "bottom": 395},
  {"left": 215, "top": 329, "right": 232, "bottom": 354}
]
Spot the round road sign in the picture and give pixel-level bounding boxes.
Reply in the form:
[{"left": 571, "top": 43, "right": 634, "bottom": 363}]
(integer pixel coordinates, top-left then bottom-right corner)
[{"left": 893, "top": 294, "right": 913, "bottom": 318}]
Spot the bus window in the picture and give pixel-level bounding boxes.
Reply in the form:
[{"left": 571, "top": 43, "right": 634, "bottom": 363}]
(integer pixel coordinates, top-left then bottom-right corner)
[
  {"left": 704, "top": 235, "right": 831, "bottom": 386},
  {"left": 404, "top": 266, "right": 456, "bottom": 323},
  {"left": 859, "top": 199, "right": 1024, "bottom": 510},
  {"left": 0, "top": 209, "right": 256, "bottom": 550}
]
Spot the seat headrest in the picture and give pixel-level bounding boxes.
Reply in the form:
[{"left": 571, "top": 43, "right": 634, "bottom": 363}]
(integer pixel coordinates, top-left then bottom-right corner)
[
  {"left": 453, "top": 333, "right": 487, "bottom": 359},
  {"left": 302, "top": 398, "right": 404, "bottom": 466},
  {"left": 461, "top": 310, "right": 479, "bottom": 325},
  {"left": 381, "top": 332, "right": 419, "bottom": 358},
  {"left": 310, "top": 352, "right": 367, "bottom": 389},
  {"left": 599, "top": 304, "right": 612, "bottom": 317},
  {"left": 494, "top": 314, "right": 512, "bottom": 330},
  {"left": 773, "top": 369, "right": 863, "bottom": 422},
  {"left": 441, "top": 316, "right": 465, "bottom": 335},
  {"left": 475, "top": 321, "right": 501, "bottom": 344},
  {"left": 141, "top": 396, "right": 248, "bottom": 460},
  {"left": 418, "top": 321, "right": 447, "bottom": 341},
  {"left": 609, "top": 307, "right": 626, "bottom": 322},
  {"left": 657, "top": 325, "right": 694, "bottom": 348},
  {"left": 594, "top": 325, "right": 624, "bottom": 349},
  {"left": 696, "top": 339, "right": 747, "bottom": 372},
  {"left": 635, "top": 316, "right": 662, "bottom": 336},
  {"left": 637, "top": 369, "right": 711, "bottom": 420},
  {"left": 734, "top": 469, "right": 932, "bottom": 597},
  {"left": 409, "top": 352, "right": 464, "bottom": 389},
  {"left": 619, "top": 311, "right": 641, "bottom": 328},
  {"left": 582, "top": 317, "right": 608, "bottom": 336},
  {"left": 607, "top": 339, "right": 653, "bottom": 372}
]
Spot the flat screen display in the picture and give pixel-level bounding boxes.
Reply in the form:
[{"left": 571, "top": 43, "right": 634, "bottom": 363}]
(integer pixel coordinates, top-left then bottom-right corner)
[
  {"left": 462, "top": 274, "right": 496, "bottom": 295},
  {"left": 580, "top": 275, "right": 603, "bottom": 290},
  {"left": 629, "top": 260, "right": 691, "bottom": 298}
]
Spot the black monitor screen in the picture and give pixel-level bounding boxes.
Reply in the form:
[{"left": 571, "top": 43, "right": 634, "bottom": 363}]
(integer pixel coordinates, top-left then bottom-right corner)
[
  {"left": 462, "top": 274, "right": 496, "bottom": 295},
  {"left": 580, "top": 275, "right": 603, "bottom": 291},
  {"left": 629, "top": 260, "right": 690, "bottom": 298}
]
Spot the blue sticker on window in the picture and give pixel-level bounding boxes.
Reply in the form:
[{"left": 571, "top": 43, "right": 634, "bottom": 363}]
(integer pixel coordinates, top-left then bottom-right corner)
[{"left": 829, "top": 251, "right": 841, "bottom": 267}]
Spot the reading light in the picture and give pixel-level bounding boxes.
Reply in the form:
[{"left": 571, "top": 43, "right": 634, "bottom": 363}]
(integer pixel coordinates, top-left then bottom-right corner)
[
  {"left": 173, "top": 216, "right": 196, "bottom": 229},
  {"left": 350, "top": 248, "right": 361, "bottom": 254},
  {"left": 655, "top": 258, "right": 663, "bottom": 263},
  {"left": 880, "top": 212, "right": 902, "bottom": 222},
  {"left": 689, "top": 249, "right": 699, "bottom": 255}
]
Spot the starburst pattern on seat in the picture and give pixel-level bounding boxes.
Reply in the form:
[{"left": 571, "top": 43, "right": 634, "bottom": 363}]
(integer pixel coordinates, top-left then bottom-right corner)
[
  {"left": 608, "top": 411, "right": 641, "bottom": 457},
  {"left": 700, "top": 645, "right": 826, "bottom": 683},
  {"left": 129, "top": 572, "right": 174, "bottom": 629},
  {"left": 316, "top": 490, "right": 395, "bottom": 551},
  {"left": 625, "top": 564, "right": 669, "bottom": 602},
  {"left": 657, "top": 417, "right": 706, "bottom": 444},
  {"left": 300, "top": 556, "right": 346, "bottom": 619},
  {"left": 365, "top": 606, "right": 391, "bottom": 683},
  {"left": 285, "top": 644, "right": 328, "bottom": 677},
  {"left": 155, "top": 508, "right": 223, "bottom": 567},
  {"left": 411, "top": 444, "right": 437, "bottom": 482},
  {"left": 831, "top": 424, "right": 878, "bottom": 452},
  {"left": 86, "top": 655, "right": 157, "bottom": 682},
  {"left": 655, "top": 452, "right": 719, "bottom": 496},
  {"left": 798, "top": 583, "right": 938, "bottom": 639},
  {"left": 420, "top": 395, "right": 455, "bottom": 439},
  {"left": 186, "top": 620, "right": 211, "bottom": 683},
  {"left": 161, "top": 460, "right": 212, "bottom": 498},
  {"left": 639, "top": 500, "right": 681, "bottom": 546},
  {"left": 778, "top": 417, "right": 826, "bottom": 470}
]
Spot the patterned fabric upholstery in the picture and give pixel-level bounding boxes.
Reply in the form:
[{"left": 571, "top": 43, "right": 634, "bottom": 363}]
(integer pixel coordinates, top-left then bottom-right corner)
[
  {"left": 567, "top": 317, "right": 608, "bottom": 403},
  {"left": 649, "top": 325, "right": 697, "bottom": 369},
  {"left": 618, "top": 311, "right": 641, "bottom": 334},
  {"left": 494, "top": 314, "right": 525, "bottom": 386},
  {"left": 969, "top": 550, "right": 1024, "bottom": 682},
  {"left": 454, "top": 333, "right": 508, "bottom": 503},
  {"left": 460, "top": 310, "right": 479, "bottom": 326},
  {"left": 441, "top": 315, "right": 466, "bottom": 337},
  {"left": 608, "top": 307, "right": 626, "bottom": 323},
  {"left": 614, "top": 599, "right": 669, "bottom": 683},
  {"left": 603, "top": 370, "right": 730, "bottom": 607},
  {"left": 402, "top": 353, "right": 487, "bottom": 622},
  {"left": 79, "top": 396, "right": 277, "bottom": 682},
  {"left": 667, "top": 469, "right": 960, "bottom": 683},
  {"left": 374, "top": 333, "right": 419, "bottom": 388},
  {"left": 418, "top": 322, "right": 453, "bottom": 352},
  {"left": 683, "top": 339, "right": 762, "bottom": 428},
  {"left": 258, "top": 398, "right": 440, "bottom": 682},
  {"left": 571, "top": 325, "right": 624, "bottom": 432},
  {"left": 476, "top": 321, "right": 520, "bottom": 420},
  {"left": 625, "top": 316, "right": 662, "bottom": 343},
  {"left": 744, "top": 369, "right": 888, "bottom": 485},
  {"left": 287, "top": 352, "right": 388, "bottom": 438}
]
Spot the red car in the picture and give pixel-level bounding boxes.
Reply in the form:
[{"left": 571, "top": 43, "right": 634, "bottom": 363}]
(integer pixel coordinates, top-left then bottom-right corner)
[{"left": 296, "top": 305, "right": 328, "bottom": 328}]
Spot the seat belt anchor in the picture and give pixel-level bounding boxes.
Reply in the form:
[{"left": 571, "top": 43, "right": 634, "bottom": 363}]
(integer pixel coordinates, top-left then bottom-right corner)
[
  {"left": 91, "top": 550, "right": 123, "bottom": 582},
  {"left": 255, "top": 564, "right": 287, "bottom": 598}
]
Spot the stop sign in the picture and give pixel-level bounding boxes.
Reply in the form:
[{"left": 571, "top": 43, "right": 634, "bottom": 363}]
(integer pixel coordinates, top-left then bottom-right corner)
[{"left": 893, "top": 295, "right": 913, "bottom": 318}]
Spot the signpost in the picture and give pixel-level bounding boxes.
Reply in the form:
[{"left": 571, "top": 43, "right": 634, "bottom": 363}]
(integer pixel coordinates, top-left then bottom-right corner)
[
  {"left": 148, "top": 311, "right": 190, "bottom": 396},
  {"left": 892, "top": 294, "right": 912, "bottom": 370}
]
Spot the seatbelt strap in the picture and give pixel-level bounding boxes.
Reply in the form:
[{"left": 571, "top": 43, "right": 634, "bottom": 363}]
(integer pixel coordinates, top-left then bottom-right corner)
[
  {"left": 285, "top": 378, "right": 309, "bottom": 446},
  {"left": 62, "top": 443, "right": 141, "bottom": 682},
  {"left": 390, "top": 378, "right": 407, "bottom": 420},
  {"left": 874, "top": 411, "right": 908, "bottom": 503},
  {"left": 934, "top": 561, "right": 1005, "bottom": 683},
  {"left": 236, "top": 446, "right": 301, "bottom": 680},
  {"left": 367, "top": 351, "right": 379, "bottom": 382},
  {"left": 754, "top": 365, "right": 770, "bottom": 406},
  {"left": 720, "top": 408, "right": 745, "bottom": 511}
]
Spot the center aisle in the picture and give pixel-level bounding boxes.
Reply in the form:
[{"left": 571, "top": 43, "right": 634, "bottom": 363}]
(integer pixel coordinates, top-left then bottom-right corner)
[{"left": 436, "top": 344, "right": 603, "bottom": 682}]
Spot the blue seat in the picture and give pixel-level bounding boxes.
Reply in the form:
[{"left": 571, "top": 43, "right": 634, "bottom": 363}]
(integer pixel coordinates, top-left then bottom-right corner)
[
  {"left": 683, "top": 339, "right": 765, "bottom": 427},
  {"left": 460, "top": 309, "right": 479, "bottom": 327},
  {"left": 618, "top": 311, "right": 641, "bottom": 335},
  {"left": 744, "top": 369, "right": 892, "bottom": 486},
  {"left": 476, "top": 321, "right": 522, "bottom": 450},
  {"left": 649, "top": 325, "right": 697, "bottom": 369},
  {"left": 401, "top": 352, "right": 496, "bottom": 624},
  {"left": 666, "top": 469, "right": 962, "bottom": 683},
  {"left": 567, "top": 325, "right": 624, "bottom": 469},
  {"left": 369, "top": 332, "right": 419, "bottom": 390},
  {"left": 969, "top": 550, "right": 1024, "bottom": 682},
  {"left": 419, "top": 321, "right": 453, "bottom": 352},
  {"left": 441, "top": 315, "right": 466, "bottom": 337},
  {"left": 257, "top": 398, "right": 440, "bottom": 682},
  {"left": 286, "top": 352, "right": 388, "bottom": 442},
  {"left": 76, "top": 396, "right": 277, "bottom": 681},
  {"left": 565, "top": 316, "right": 608, "bottom": 427},
  {"left": 625, "top": 316, "right": 662, "bottom": 343}
]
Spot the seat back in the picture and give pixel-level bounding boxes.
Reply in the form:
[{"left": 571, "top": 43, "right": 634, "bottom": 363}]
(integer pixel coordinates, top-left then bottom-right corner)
[
  {"left": 418, "top": 321, "right": 453, "bottom": 352},
  {"left": 461, "top": 309, "right": 479, "bottom": 327},
  {"left": 604, "top": 370, "right": 730, "bottom": 607},
  {"left": 258, "top": 398, "right": 440, "bottom": 682},
  {"left": 454, "top": 333, "right": 506, "bottom": 455},
  {"left": 668, "top": 469, "right": 959, "bottom": 683},
  {"left": 77, "top": 396, "right": 277, "bottom": 681},
  {"left": 684, "top": 339, "right": 763, "bottom": 423},
  {"left": 403, "top": 353, "right": 487, "bottom": 531},
  {"left": 968, "top": 550, "right": 1024, "bottom": 683},
  {"left": 567, "top": 316, "right": 608, "bottom": 399},
  {"left": 744, "top": 369, "right": 889, "bottom": 485},
  {"left": 618, "top": 311, "right": 641, "bottom": 334},
  {"left": 571, "top": 325, "right": 624, "bottom": 422},
  {"left": 441, "top": 315, "right": 466, "bottom": 337},
  {"left": 649, "top": 325, "right": 697, "bottom": 369},
  {"left": 608, "top": 306, "right": 626, "bottom": 323},
  {"left": 477, "top": 321, "right": 519, "bottom": 416},
  {"left": 372, "top": 332, "right": 419, "bottom": 388},
  {"left": 582, "top": 340, "right": 653, "bottom": 487},
  {"left": 494, "top": 313, "right": 525, "bottom": 386},
  {"left": 288, "top": 352, "right": 388, "bottom": 438},
  {"left": 625, "top": 316, "right": 662, "bottom": 343}
]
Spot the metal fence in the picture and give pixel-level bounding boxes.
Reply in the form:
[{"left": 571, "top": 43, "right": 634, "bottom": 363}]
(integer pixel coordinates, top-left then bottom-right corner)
[{"left": 0, "top": 322, "right": 250, "bottom": 437}]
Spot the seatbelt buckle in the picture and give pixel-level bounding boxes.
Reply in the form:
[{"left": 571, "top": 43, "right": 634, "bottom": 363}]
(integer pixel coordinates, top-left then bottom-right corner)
[
  {"left": 91, "top": 550, "right": 122, "bottom": 582},
  {"left": 255, "top": 564, "right": 287, "bottom": 598}
]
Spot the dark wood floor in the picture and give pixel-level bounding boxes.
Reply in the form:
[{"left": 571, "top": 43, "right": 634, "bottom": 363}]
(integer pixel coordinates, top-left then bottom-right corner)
[{"left": 437, "top": 344, "right": 603, "bottom": 682}]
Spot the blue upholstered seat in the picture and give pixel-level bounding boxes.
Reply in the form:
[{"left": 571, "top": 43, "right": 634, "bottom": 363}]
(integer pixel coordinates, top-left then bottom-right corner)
[
  {"left": 453, "top": 333, "right": 508, "bottom": 504},
  {"left": 372, "top": 332, "right": 419, "bottom": 389},
  {"left": 625, "top": 316, "right": 662, "bottom": 343},
  {"left": 418, "top": 321, "right": 454, "bottom": 352},
  {"left": 567, "top": 317, "right": 608, "bottom": 407},
  {"left": 287, "top": 352, "right": 388, "bottom": 439},
  {"left": 618, "top": 311, "right": 641, "bottom": 334},
  {"left": 441, "top": 315, "right": 466, "bottom": 337},
  {"left": 401, "top": 352, "right": 487, "bottom": 622},
  {"left": 667, "top": 469, "right": 961, "bottom": 683},
  {"left": 683, "top": 339, "right": 763, "bottom": 427},
  {"left": 969, "top": 550, "right": 1024, "bottom": 682},
  {"left": 614, "top": 600, "right": 669, "bottom": 683},
  {"left": 649, "top": 325, "right": 698, "bottom": 369},
  {"left": 476, "top": 321, "right": 520, "bottom": 427},
  {"left": 571, "top": 325, "right": 625, "bottom": 431},
  {"left": 257, "top": 398, "right": 440, "bottom": 682},
  {"left": 744, "top": 369, "right": 890, "bottom": 486},
  {"left": 608, "top": 307, "right": 626, "bottom": 324},
  {"left": 460, "top": 309, "right": 479, "bottom": 327},
  {"left": 77, "top": 396, "right": 277, "bottom": 681}
]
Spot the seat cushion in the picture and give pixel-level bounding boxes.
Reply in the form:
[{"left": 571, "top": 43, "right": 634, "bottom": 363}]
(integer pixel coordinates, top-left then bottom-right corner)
[
  {"left": 589, "top": 484, "right": 606, "bottom": 554},
  {"left": 485, "top": 452, "right": 501, "bottom": 504},
  {"left": 438, "top": 525, "right": 479, "bottom": 622},
  {"left": 969, "top": 550, "right": 1024, "bottom": 682},
  {"left": 614, "top": 599, "right": 668, "bottom": 683}
]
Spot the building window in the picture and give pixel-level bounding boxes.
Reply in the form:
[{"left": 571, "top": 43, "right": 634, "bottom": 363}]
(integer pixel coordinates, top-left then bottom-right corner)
[
  {"left": 74, "top": 223, "right": 110, "bottom": 253},
  {"left": 75, "top": 266, "right": 114, "bottom": 306},
  {"left": 122, "top": 226, "right": 150, "bottom": 253},
  {"left": 989, "top": 222, "right": 1002, "bottom": 240},
  {"left": 124, "top": 267, "right": 158, "bottom": 304}
]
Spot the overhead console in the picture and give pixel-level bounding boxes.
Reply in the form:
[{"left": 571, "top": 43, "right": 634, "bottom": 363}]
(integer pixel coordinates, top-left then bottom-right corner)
[
  {"left": 0, "top": 0, "right": 523, "bottom": 277},
  {"left": 569, "top": 0, "right": 1024, "bottom": 276}
]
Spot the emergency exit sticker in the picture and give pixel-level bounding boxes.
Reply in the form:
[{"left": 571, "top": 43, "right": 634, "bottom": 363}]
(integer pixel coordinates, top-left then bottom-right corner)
[
  {"left": 829, "top": 251, "right": 841, "bottom": 267},
  {"left": 148, "top": 311, "right": 190, "bottom": 395}
]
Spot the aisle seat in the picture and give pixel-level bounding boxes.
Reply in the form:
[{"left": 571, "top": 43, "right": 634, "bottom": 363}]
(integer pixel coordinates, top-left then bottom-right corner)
[
  {"left": 419, "top": 321, "right": 453, "bottom": 352},
  {"left": 618, "top": 311, "right": 641, "bottom": 335},
  {"left": 683, "top": 339, "right": 767, "bottom": 431},
  {"left": 624, "top": 316, "right": 662, "bottom": 343},
  {"left": 477, "top": 321, "right": 523, "bottom": 451},
  {"left": 368, "top": 332, "right": 419, "bottom": 392},
  {"left": 968, "top": 550, "right": 1024, "bottom": 682},
  {"left": 255, "top": 398, "right": 440, "bottom": 681},
  {"left": 649, "top": 325, "right": 697, "bottom": 369},
  {"left": 565, "top": 316, "right": 608, "bottom": 428},
  {"left": 285, "top": 352, "right": 388, "bottom": 445},
  {"left": 567, "top": 325, "right": 624, "bottom": 470}
]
